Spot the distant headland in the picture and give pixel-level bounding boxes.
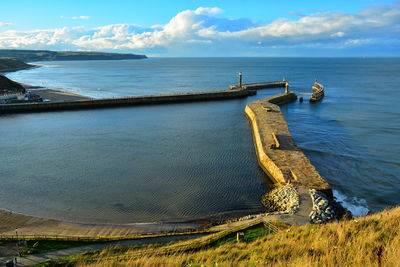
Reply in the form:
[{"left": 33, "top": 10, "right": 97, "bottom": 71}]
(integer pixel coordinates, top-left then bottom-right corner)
[
  {"left": 0, "top": 49, "right": 147, "bottom": 63},
  {"left": 0, "top": 58, "right": 36, "bottom": 73}
]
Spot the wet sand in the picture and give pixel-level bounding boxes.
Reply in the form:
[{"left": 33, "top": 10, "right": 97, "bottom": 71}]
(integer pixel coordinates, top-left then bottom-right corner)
[{"left": 0, "top": 209, "right": 200, "bottom": 238}]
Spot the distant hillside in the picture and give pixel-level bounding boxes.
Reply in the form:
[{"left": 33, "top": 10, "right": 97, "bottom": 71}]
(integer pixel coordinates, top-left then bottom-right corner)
[
  {"left": 0, "top": 49, "right": 147, "bottom": 62},
  {"left": 0, "top": 74, "right": 25, "bottom": 93},
  {"left": 0, "top": 58, "right": 35, "bottom": 73}
]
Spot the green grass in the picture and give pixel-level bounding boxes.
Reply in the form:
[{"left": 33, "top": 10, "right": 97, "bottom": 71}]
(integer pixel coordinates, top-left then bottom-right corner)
[
  {"left": 34, "top": 224, "right": 275, "bottom": 266},
  {"left": 211, "top": 224, "right": 274, "bottom": 247},
  {"left": 21, "top": 240, "right": 104, "bottom": 256},
  {"left": 34, "top": 241, "right": 182, "bottom": 267}
]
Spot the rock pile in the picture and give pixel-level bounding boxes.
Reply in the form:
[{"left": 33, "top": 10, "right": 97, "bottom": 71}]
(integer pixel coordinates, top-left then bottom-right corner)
[
  {"left": 261, "top": 184, "right": 299, "bottom": 214},
  {"left": 309, "top": 189, "right": 335, "bottom": 224}
]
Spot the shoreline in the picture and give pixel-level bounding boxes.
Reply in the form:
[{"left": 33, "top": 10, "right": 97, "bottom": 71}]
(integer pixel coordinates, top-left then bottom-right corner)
[
  {"left": 20, "top": 81, "right": 92, "bottom": 102},
  {"left": 0, "top": 208, "right": 201, "bottom": 237},
  {"left": 0, "top": 65, "right": 36, "bottom": 73},
  {"left": 0, "top": 60, "right": 38, "bottom": 74},
  {"left": 29, "top": 88, "right": 92, "bottom": 102},
  {"left": 2, "top": 63, "right": 92, "bottom": 102},
  {"left": 0, "top": 206, "right": 273, "bottom": 237}
]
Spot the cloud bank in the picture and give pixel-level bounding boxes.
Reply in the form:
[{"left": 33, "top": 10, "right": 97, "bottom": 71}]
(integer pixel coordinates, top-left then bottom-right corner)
[
  {"left": 1, "top": 3, "right": 400, "bottom": 56},
  {"left": 0, "top": 22, "right": 13, "bottom": 27}
]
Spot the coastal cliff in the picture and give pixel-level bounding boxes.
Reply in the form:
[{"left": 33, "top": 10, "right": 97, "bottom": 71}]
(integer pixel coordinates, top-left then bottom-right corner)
[
  {"left": 0, "top": 58, "right": 35, "bottom": 73},
  {"left": 0, "top": 49, "right": 147, "bottom": 62},
  {"left": 0, "top": 74, "right": 26, "bottom": 93}
]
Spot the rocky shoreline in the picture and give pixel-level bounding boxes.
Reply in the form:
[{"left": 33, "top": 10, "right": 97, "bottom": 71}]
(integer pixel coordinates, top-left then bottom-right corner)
[{"left": 224, "top": 184, "right": 350, "bottom": 225}]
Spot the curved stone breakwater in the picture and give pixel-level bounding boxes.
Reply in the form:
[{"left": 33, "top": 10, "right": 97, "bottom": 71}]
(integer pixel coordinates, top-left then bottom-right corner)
[{"left": 244, "top": 92, "right": 332, "bottom": 198}]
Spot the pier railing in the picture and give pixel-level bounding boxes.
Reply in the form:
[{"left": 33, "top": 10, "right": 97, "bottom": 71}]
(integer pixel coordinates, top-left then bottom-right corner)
[{"left": 230, "top": 80, "right": 286, "bottom": 90}]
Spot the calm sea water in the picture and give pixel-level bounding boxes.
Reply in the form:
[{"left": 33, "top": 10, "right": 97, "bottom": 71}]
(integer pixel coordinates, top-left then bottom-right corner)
[{"left": 3, "top": 58, "right": 400, "bottom": 223}]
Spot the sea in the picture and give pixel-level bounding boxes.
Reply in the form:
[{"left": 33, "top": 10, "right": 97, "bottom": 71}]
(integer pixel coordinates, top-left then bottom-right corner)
[{"left": 1, "top": 57, "right": 399, "bottom": 224}]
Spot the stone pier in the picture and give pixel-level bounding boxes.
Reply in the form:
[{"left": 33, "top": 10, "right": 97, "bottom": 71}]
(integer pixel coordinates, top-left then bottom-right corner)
[{"left": 244, "top": 92, "right": 332, "bottom": 197}]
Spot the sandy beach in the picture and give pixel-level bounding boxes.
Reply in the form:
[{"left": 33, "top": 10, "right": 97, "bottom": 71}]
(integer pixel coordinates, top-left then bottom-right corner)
[
  {"left": 29, "top": 89, "right": 91, "bottom": 102},
  {"left": 0, "top": 209, "right": 200, "bottom": 238}
]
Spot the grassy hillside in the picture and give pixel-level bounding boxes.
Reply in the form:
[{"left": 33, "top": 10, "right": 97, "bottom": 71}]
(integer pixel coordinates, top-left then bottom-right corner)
[
  {"left": 50, "top": 206, "right": 400, "bottom": 266},
  {"left": 0, "top": 58, "right": 35, "bottom": 73},
  {"left": 0, "top": 49, "right": 146, "bottom": 62},
  {"left": 0, "top": 74, "right": 25, "bottom": 92}
]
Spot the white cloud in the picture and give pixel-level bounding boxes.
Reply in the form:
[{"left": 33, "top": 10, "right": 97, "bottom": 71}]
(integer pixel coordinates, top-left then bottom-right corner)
[
  {"left": 72, "top": 16, "right": 90, "bottom": 20},
  {"left": 0, "top": 3, "right": 399, "bottom": 55},
  {"left": 194, "top": 7, "right": 222, "bottom": 16},
  {"left": 0, "top": 22, "right": 12, "bottom": 27},
  {"left": 151, "top": 24, "right": 163, "bottom": 29},
  {"left": 331, "top": 32, "right": 345, "bottom": 38},
  {"left": 345, "top": 39, "right": 372, "bottom": 46}
]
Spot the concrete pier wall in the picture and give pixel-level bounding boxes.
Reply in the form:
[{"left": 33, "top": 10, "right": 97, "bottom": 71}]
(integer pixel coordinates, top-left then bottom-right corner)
[
  {"left": 244, "top": 92, "right": 332, "bottom": 197},
  {"left": 0, "top": 88, "right": 255, "bottom": 114},
  {"left": 230, "top": 81, "right": 286, "bottom": 90}
]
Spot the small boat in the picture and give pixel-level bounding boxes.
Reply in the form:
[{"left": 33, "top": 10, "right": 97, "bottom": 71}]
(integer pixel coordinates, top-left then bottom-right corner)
[{"left": 310, "top": 80, "right": 324, "bottom": 102}]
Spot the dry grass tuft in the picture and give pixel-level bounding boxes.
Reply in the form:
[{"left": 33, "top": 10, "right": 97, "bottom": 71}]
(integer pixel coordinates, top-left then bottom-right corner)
[{"left": 71, "top": 206, "right": 400, "bottom": 266}]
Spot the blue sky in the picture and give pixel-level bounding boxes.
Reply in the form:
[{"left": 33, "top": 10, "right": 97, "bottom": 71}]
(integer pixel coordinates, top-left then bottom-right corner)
[{"left": 1, "top": 0, "right": 399, "bottom": 56}]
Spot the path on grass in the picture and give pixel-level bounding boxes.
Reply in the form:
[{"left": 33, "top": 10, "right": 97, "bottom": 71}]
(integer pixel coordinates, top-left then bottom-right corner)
[
  {"left": 0, "top": 233, "right": 208, "bottom": 266},
  {"left": 0, "top": 190, "right": 313, "bottom": 266},
  {"left": 209, "top": 188, "right": 313, "bottom": 232}
]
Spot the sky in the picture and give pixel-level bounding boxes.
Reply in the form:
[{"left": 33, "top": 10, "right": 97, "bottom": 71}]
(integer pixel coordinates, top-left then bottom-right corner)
[{"left": 0, "top": 0, "right": 399, "bottom": 56}]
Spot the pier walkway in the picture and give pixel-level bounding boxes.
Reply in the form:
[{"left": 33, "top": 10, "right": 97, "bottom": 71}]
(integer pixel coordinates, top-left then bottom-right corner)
[
  {"left": 245, "top": 92, "right": 332, "bottom": 197},
  {"left": 0, "top": 78, "right": 289, "bottom": 114},
  {"left": 0, "top": 87, "right": 256, "bottom": 114},
  {"left": 230, "top": 80, "right": 286, "bottom": 90}
]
